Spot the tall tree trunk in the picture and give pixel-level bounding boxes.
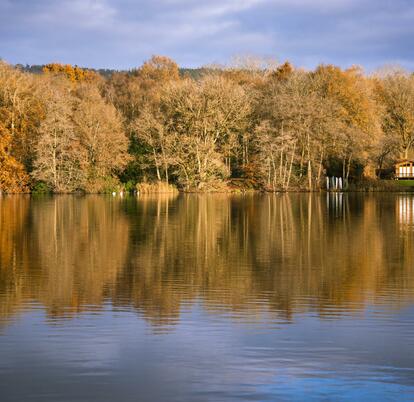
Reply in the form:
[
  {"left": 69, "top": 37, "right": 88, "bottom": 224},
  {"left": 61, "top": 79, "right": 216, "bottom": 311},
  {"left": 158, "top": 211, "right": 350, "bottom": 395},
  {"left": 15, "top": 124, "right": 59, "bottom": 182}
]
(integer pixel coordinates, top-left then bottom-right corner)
[
  {"left": 308, "top": 160, "right": 312, "bottom": 190},
  {"left": 279, "top": 150, "right": 284, "bottom": 179},
  {"left": 307, "top": 132, "right": 312, "bottom": 190},
  {"left": 317, "top": 149, "right": 324, "bottom": 182},
  {"left": 267, "top": 158, "right": 271, "bottom": 186},
  {"left": 286, "top": 142, "right": 296, "bottom": 190},
  {"left": 299, "top": 146, "right": 305, "bottom": 178},
  {"left": 153, "top": 149, "right": 161, "bottom": 181},
  {"left": 346, "top": 154, "right": 352, "bottom": 180},
  {"left": 271, "top": 154, "right": 277, "bottom": 190}
]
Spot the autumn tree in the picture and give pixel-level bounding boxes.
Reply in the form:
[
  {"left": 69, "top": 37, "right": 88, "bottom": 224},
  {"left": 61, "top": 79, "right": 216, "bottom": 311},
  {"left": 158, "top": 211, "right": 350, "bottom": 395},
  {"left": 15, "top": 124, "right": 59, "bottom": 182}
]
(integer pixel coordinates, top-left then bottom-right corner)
[
  {"left": 0, "top": 61, "right": 44, "bottom": 175},
  {"left": 149, "top": 75, "right": 250, "bottom": 189},
  {"left": 131, "top": 106, "right": 172, "bottom": 183},
  {"left": 43, "top": 63, "right": 98, "bottom": 83},
  {"left": 105, "top": 72, "right": 142, "bottom": 122},
  {"left": 313, "top": 65, "right": 382, "bottom": 179},
  {"left": 254, "top": 71, "right": 338, "bottom": 190},
  {"left": 0, "top": 126, "right": 29, "bottom": 192},
  {"left": 137, "top": 55, "right": 180, "bottom": 83},
  {"left": 0, "top": 57, "right": 413, "bottom": 193},
  {"left": 106, "top": 55, "right": 180, "bottom": 123},
  {"left": 32, "top": 75, "right": 129, "bottom": 192},
  {"left": 271, "top": 61, "right": 294, "bottom": 82},
  {"left": 105, "top": 56, "right": 181, "bottom": 183},
  {"left": 72, "top": 84, "right": 130, "bottom": 192},
  {"left": 375, "top": 70, "right": 414, "bottom": 160},
  {"left": 32, "top": 78, "right": 85, "bottom": 192}
]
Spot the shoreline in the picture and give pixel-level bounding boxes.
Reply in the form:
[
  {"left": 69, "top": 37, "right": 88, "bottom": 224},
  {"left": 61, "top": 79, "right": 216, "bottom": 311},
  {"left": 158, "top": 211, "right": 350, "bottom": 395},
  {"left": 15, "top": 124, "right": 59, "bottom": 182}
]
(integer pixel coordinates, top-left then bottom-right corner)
[{"left": 2, "top": 187, "right": 414, "bottom": 196}]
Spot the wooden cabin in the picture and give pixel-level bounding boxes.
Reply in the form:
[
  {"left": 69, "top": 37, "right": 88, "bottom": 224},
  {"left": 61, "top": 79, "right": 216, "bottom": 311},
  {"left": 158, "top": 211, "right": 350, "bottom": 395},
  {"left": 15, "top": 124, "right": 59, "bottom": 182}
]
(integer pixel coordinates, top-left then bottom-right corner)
[{"left": 395, "top": 160, "right": 414, "bottom": 179}]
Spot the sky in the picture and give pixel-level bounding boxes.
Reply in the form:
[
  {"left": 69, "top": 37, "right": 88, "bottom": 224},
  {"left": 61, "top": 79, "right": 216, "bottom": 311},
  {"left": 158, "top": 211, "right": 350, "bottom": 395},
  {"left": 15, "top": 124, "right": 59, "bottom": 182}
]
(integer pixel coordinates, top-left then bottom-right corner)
[{"left": 0, "top": 0, "right": 413, "bottom": 71}]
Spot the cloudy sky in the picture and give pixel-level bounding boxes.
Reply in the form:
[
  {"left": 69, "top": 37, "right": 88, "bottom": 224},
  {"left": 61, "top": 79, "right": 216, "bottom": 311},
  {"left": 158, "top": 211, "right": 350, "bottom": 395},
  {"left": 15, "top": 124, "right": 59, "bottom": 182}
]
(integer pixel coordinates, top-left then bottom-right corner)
[{"left": 0, "top": 0, "right": 413, "bottom": 70}]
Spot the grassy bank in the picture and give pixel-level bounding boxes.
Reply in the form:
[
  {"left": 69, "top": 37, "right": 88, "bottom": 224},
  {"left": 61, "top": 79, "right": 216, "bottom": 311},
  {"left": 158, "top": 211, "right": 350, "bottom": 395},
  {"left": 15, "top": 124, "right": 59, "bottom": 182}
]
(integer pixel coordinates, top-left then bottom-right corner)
[
  {"left": 3, "top": 178, "right": 414, "bottom": 195},
  {"left": 345, "top": 179, "right": 414, "bottom": 192}
]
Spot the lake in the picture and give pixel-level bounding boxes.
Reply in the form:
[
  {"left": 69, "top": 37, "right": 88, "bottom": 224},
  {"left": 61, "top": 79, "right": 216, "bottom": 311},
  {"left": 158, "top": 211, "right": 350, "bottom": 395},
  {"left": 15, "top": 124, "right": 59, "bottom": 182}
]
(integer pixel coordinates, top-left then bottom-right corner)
[{"left": 1, "top": 193, "right": 414, "bottom": 401}]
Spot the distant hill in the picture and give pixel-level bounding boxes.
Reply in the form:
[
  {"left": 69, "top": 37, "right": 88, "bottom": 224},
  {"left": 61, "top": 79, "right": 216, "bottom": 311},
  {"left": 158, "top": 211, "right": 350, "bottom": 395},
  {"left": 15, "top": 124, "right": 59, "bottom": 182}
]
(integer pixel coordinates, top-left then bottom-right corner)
[
  {"left": 15, "top": 64, "right": 121, "bottom": 78},
  {"left": 15, "top": 64, "right": 210, "bottom": 79}
]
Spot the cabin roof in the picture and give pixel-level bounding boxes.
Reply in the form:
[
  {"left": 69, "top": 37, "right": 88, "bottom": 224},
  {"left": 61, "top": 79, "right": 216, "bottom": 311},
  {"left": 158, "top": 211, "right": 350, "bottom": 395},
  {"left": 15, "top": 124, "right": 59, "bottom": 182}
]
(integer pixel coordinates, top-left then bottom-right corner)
[{"left": 395, "top": 159, "right": 414, "bottom": 167}]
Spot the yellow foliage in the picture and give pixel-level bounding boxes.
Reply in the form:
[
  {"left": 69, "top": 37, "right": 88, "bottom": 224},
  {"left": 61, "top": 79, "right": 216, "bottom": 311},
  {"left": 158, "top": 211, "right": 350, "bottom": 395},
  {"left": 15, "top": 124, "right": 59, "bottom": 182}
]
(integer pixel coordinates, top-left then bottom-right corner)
[
  {"left": 43, "top": 63, "right": 98, "bottom": 83},
  {"left": 314, "top": 64, "right": 377, "bottom": 133}
]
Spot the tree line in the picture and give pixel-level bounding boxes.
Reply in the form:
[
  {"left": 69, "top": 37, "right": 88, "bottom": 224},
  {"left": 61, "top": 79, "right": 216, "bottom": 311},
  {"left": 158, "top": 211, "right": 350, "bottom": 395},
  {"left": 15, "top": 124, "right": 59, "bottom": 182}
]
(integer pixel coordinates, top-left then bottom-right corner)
[{"left": 0, "top": 56, "right": 413, "bottom": 193}]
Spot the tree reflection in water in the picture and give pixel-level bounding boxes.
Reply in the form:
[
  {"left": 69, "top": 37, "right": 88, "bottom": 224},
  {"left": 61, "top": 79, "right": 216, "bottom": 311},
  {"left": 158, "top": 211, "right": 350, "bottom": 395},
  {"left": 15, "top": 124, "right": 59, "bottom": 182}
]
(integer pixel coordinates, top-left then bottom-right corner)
[{"left": 1, "top": 193, "right": 414, "bottom": 329}]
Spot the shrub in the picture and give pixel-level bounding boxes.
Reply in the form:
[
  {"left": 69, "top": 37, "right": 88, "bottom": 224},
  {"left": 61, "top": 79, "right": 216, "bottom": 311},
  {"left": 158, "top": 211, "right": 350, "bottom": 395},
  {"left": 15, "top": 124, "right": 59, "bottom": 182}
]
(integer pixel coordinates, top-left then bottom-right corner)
[
  {"left": 31, "top": 181, "right": 51, "bottom": 194},
  {"left": 136, "top": 181, "right": 178, "bottom": 194}
]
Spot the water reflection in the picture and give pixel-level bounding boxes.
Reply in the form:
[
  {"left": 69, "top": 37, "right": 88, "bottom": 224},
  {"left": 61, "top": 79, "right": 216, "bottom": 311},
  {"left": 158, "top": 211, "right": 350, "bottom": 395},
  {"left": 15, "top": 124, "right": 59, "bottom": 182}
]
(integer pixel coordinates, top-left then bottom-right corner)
[
  {"left": 398, "top": 195, "right": 414, "bottom": 230},
  {"left": 1, "top": 193, "right": 414, "bottom": 328},
  {"left": 326, "top": 191, "right": 346, "bottom": 218}
]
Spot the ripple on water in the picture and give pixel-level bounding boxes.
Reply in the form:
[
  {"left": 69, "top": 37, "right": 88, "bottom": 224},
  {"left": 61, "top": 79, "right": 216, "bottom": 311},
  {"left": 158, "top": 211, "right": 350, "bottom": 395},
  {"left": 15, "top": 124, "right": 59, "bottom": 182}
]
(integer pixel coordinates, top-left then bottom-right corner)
[{"left": 1, "top": 193, "right": 414, "bottom": 401}]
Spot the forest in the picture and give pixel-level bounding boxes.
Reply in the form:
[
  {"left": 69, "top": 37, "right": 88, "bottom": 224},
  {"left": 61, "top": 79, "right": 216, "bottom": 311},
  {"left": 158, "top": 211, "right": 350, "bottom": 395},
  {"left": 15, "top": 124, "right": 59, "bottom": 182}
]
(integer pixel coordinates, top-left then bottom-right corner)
[{"left": 0, "top": 56, "right": 413, "bottom": 193}]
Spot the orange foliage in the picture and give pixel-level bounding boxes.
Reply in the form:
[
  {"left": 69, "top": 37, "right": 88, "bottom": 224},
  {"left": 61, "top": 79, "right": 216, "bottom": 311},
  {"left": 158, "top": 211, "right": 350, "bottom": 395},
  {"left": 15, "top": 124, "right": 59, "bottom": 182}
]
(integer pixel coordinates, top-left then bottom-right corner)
[
  {"left": 43, "top": 63, "right": 98, "bottom": 83},
  {"left": 0, "top": 127, "right": 29, "bottom": 192},
  {"left": 313, "top": 64, "right": 376, "bottom": 132},
  {"left": 272, "top": 61, "right": 294, "bottom": 81}
]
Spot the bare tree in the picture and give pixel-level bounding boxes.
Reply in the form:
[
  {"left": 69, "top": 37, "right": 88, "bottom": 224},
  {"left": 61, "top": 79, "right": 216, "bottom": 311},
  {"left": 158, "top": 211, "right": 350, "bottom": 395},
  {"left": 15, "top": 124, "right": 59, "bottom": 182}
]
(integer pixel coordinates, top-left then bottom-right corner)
[
  {"left": 375, "top": 71, "right": 414, "bottom": 160},
  {"left": 32, "top": 78, "right": 85, "bottom": 192},
  {"left": 161, "top": 75, "right": 251, "bottom": 189},
  {"left": 73, "top": 84, "right": 130, "bottom": 192}
]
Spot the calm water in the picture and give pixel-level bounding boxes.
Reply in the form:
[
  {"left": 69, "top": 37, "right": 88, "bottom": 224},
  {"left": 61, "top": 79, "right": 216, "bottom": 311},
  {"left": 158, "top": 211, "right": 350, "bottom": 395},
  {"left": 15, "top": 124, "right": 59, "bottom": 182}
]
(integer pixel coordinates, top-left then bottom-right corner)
[{"left": 1, "top": 193, "right": 414, "bottom": 401}]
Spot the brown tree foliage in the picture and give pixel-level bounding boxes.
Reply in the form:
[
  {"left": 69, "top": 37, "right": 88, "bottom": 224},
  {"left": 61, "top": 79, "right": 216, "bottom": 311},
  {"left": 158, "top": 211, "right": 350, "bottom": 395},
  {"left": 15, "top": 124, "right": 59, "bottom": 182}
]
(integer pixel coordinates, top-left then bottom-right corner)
[
  {"left": 0, "top": 62, "right": 44, "bottom": 178},
  {"left": 313, "top": 65, "right": 383, "bottom": 178},
  {"left": 0, "top": 57, "right": 413, "bottom": 192},
  {"left": 32, "top": 78, "right": 85, "bottom": 192},
  {"left": 375, "top": 71, "right": 414, "bottom": 160},
  {"left": 133, "top": 75, "right": 250, "bottom": 189},
  {"left": 73, "top": 84, "right": 130, "bottom": 192},
  {"left": 0, "top": 127, "right": 29, "bottom": 192}
]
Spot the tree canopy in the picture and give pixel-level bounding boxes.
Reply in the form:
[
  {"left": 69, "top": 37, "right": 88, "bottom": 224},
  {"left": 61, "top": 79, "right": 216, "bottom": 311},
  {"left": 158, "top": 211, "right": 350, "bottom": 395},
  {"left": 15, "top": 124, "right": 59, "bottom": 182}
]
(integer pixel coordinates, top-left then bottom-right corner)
[{"left": 0, "top": 57, "right": 413, "bottom": 193}]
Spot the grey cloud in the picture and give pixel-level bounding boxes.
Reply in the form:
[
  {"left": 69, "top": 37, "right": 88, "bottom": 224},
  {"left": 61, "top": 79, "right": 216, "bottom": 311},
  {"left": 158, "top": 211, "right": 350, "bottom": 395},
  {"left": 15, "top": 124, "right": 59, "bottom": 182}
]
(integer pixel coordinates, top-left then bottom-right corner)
[{"left": 0, "top": 0, "right": 413, "bottom": 70}]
